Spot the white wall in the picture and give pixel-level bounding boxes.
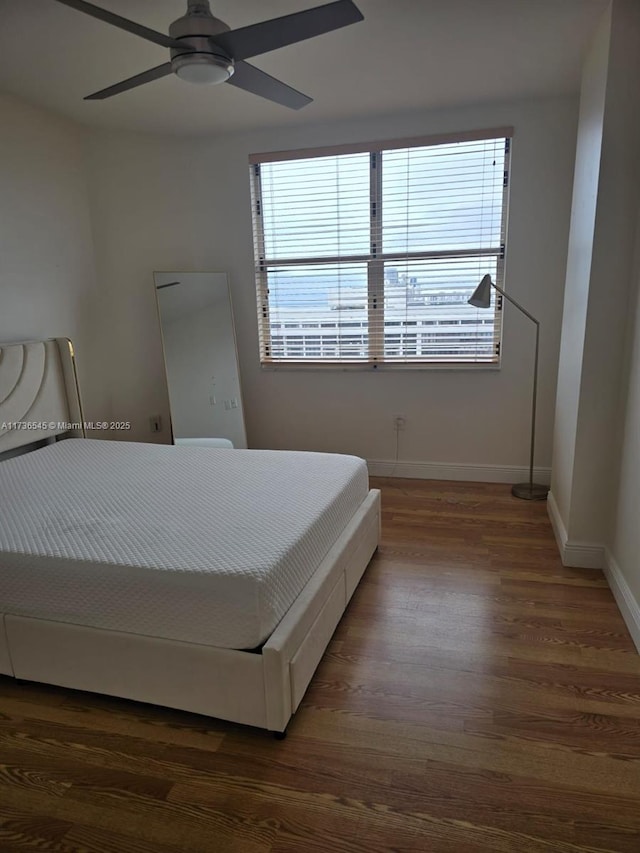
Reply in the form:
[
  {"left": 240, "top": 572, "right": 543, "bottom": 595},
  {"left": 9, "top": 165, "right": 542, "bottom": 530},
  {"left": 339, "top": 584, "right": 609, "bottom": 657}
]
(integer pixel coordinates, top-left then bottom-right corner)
[
  {"left": 550, "top": 8, "right": 610, "bottom": 529},
  {"left": 571, "top": 0, "right": 640, "bottom": 542},
  {"left": 605, "top": 1, "right": 640, "bottom": 642},
  {"left": 545, "top": 0, "right": 640, "bottom": 652},
  {"left": 82, "top": 132, "right": 208, "bottom": 444},
  {"left": 550, "top": 0, "right": 640, "bottom": 553},
  {"left": 0, "top": 92, "right": 106, "bottom": 421},
  {"left": 609, "top": 208, "right": 640, "bottom": 607},
  {"left": 85, "top": 96, "right": 577, "bottom": 474}
]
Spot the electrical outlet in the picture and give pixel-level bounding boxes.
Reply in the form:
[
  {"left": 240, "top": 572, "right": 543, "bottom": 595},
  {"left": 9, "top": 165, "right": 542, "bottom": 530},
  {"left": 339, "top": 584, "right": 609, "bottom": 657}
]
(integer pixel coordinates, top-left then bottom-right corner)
[
  {"left": 149, "top": 414, "right": 162, "bottom": 433},
  {"left": 394, "top": 415, "right": 406, "bottom": 431}
]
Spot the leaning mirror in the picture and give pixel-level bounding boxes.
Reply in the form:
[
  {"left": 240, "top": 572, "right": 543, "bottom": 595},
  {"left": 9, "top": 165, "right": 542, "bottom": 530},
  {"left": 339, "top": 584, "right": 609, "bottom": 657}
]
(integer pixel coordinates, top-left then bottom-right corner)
[{"left": 154, "top": 271, "right": 247, "bottom": 449}]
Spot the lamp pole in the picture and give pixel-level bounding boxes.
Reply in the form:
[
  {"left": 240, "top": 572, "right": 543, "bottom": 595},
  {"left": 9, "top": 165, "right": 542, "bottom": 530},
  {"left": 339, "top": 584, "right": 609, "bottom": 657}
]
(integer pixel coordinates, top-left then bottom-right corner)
[{"left": 469, "top": 275, "right": 548, "bottom": 501}]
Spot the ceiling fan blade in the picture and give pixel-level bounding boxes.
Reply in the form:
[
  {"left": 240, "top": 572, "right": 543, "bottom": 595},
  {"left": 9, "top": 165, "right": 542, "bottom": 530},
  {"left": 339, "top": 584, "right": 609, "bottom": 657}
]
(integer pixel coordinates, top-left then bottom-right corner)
[
  {"left": 84, "top": 63, "right": 173, "bottom": 100},
  {"left": 52, "top": 0, "right": 190, "bottom": 51},
  {"left": 227, "top": 61, "right": 312, "bottom": 110},
  {"left": 212, "top": 0, "right": 363, "bottom": 62}
]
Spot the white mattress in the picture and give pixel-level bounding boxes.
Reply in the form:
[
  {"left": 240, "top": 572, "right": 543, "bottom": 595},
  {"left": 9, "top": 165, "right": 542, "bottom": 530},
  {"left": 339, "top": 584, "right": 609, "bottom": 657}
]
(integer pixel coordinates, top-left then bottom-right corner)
[{"left": 0, "top": 439, "right": 369, "bottom": 649}]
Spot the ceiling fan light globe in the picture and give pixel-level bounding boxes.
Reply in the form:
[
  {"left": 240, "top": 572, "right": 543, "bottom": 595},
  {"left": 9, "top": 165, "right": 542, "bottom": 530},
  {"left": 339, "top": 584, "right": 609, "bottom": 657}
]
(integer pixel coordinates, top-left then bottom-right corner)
[{"left": 173, "top": 54, "right": 234, "bottom": 85}]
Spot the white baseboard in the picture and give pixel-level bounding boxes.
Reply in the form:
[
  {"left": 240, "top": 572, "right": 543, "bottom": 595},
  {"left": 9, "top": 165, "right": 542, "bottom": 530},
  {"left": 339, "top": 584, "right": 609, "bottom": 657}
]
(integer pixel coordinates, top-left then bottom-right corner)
[
  {"left": 546, "top": 490, "right": 568, "bottom": 554},
  {"left": 366, "top": 459, "right": 551, "bottom": 484},
  {"left": 547, "top": 494, "right": 638, "bottom": 654},
  {"left": 546, "top": 490, "right": 604, "bottom": 569},
  {"left": 604, "top": 549, "right": 640, "bottom": 653}
]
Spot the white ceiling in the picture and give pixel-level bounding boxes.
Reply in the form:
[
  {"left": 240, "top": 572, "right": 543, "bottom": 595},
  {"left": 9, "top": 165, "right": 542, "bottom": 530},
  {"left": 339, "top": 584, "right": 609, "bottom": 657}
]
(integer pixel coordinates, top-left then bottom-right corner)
[{"left": 0, "top": 0, "right": 607, "bottom": 137}]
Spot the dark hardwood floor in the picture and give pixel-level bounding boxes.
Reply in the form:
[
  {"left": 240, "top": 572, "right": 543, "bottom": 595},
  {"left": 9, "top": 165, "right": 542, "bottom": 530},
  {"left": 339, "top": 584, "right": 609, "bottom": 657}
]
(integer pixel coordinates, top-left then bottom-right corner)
[{"left": 1, "top": 478, "right": 640, "bottom": 852}]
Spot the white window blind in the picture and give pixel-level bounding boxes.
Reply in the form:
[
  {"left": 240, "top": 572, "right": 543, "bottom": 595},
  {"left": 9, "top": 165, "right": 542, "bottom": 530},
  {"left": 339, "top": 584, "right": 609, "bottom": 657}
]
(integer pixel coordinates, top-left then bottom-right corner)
[{"left": 250, "top": 129, "right": 511, "bottom": 366}]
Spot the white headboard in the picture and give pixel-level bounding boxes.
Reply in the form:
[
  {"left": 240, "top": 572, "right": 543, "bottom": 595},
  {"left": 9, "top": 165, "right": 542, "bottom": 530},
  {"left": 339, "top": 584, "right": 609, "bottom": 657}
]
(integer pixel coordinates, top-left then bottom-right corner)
[{"left": 0, "top": 338, "right": 85, "bottom": 455}]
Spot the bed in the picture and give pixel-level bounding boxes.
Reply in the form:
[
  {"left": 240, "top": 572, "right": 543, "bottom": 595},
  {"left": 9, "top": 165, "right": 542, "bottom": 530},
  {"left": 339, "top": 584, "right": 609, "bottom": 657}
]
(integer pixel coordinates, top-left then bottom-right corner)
[{"left": 0, "top": 339, "right": 380, "bottom": 734}]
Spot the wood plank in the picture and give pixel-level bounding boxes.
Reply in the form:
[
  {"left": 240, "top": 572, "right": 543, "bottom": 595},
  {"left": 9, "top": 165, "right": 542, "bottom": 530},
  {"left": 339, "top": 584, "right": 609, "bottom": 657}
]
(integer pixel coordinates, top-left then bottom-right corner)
[{"left": 1, "top": 478, "right": 639, "bottom": 852}]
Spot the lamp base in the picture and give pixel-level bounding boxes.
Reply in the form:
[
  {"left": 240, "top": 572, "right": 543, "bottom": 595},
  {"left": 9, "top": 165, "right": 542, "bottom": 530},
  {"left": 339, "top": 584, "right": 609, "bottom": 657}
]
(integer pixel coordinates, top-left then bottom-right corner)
[{"left": 511, "top": 482, "right": 548, "bottom": 501}]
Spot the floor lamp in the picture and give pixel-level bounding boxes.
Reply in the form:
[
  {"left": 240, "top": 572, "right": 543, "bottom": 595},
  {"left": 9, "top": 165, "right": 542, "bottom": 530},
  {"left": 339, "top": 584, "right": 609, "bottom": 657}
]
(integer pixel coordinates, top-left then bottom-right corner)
[{"left": 468, "top": 274, "right": 548, "bottom": 501}]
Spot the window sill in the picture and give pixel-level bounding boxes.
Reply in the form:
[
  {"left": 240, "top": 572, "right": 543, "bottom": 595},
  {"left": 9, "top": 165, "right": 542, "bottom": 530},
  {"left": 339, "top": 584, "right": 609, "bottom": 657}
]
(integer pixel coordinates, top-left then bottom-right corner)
[{"left": 260, "top": 361, "right": 501, "bottom": 372}]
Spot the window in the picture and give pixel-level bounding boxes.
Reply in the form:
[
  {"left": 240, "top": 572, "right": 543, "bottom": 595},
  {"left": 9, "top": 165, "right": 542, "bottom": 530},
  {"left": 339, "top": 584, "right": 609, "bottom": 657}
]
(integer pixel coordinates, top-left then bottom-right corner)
[{"left": 250, "top": 128, "right": 512, "bottom": 366}]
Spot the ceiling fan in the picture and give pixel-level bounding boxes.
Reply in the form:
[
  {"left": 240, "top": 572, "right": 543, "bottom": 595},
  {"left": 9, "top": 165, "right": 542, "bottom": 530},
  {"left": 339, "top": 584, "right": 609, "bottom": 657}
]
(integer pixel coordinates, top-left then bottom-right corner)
[{"left": 52, "top": 0, "right": 364, "bottom": 108}]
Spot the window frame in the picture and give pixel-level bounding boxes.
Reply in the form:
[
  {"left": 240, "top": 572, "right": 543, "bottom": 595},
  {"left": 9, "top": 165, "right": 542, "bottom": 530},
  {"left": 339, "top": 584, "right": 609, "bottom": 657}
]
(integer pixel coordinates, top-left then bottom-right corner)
[{"left": 249, "top": 126, "right": 513, "bottom": 370}]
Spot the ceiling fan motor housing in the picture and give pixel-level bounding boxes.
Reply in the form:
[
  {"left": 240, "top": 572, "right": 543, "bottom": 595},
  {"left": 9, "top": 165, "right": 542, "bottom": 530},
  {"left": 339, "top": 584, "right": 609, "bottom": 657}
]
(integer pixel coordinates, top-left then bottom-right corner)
[{"left": 169, "top": 1, "right": 234, "bottom": 84}]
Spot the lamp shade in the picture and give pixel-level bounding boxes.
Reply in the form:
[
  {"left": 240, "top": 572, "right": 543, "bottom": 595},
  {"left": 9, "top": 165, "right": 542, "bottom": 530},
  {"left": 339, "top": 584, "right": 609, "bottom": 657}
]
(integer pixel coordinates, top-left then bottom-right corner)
[{"left": 468, "top": 274, "right": 493, "bottom": 309}]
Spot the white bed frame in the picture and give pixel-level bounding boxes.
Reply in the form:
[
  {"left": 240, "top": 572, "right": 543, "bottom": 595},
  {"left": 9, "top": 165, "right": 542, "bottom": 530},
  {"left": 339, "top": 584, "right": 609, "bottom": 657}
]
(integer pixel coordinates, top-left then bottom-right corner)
[{"left": 0, "top": 339, "right": 380, "bottom": 733}]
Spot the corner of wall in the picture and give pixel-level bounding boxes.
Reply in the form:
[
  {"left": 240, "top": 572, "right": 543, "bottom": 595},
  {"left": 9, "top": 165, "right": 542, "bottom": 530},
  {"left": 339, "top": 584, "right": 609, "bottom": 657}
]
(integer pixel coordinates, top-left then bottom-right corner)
[
  {"left": 547, "top": 490, "right": 604, "bottom": 569},
  {"left": 604, "top": 548, "right": 640, "bottom": 653}
]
